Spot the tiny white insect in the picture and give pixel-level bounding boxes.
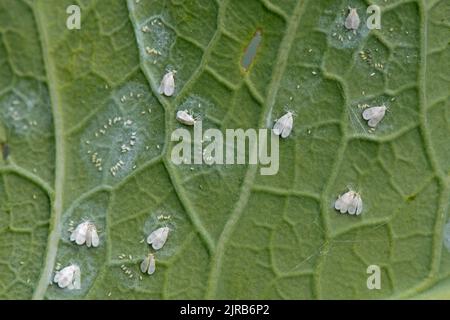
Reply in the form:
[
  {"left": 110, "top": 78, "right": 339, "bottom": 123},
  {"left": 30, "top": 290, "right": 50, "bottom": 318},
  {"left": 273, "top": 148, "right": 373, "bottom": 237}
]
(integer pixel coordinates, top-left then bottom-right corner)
[
  {"left": 158, "top": 71, "right": 176, "bottom": 97},
  {"left": 345, "top": 8, "right": 360, "bottom": 30},
  {"left": 176, "top": 110, "right": 195, "bottom": 126},
  {"left": 146, "top": 226, "right": 170, "bottom": 250},
  {"left": 140, "top": 253, "right": 156, "bottom": 275},
  {"left": 334, "top": 189, "right": 363, "bottom": 215},
  {"left": 362, "top": 105, "right": 387, "bottom": 128},
  {"left": 272, "top": 112, "right": 293, "bottom": 138},
  {"left": 70, "top": 221, "right": 100, "bottom": 248},
  {"left": 53, "top": 264, "right": 81, "bottom": 290}
]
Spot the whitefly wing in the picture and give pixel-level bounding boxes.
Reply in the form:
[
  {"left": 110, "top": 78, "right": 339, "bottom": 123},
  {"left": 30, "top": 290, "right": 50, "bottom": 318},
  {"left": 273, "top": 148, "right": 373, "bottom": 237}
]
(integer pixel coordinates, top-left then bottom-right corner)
[
  {"left": 71, "top": 221, "right": 89, "bottom": 245},
  {"left": 147, "top": 226, "right": 170, "bottom": 250},
  {"left": 53, "top": 271, "right": 61, "bottom": 283},
  {"left": 140, "top": 255, "right": 150, "bottom": 273},
  {"left": 86, "top": 224, "right": 99, "bottom": 248},
  {"left": 273, "top": 112, "right": 293, "bottom": 138},
  {"left": 280, "top": 113, "right": 293, "bottom": 138},
  {"left": 345, "top": 8, "right": 360, "bottom": 30},
  {"left": 176, "top": 110, "right": 195, "bottom": 125},
  {"left": 72, "top": 265, "right": 81, "bottom": 290},
  {"left": 147, "top": 254, "right": 156, "bottom": 275},
  {"left": 355, "top": 194, "right": 363, "bottom": 215},
  {"left": 159, "top": 72, "right": 175, "bottom": 96},
  {"left": 55, "top": 265, "right": 77, "bottom": 289},
  {"left": 347, "top": 194, "right": 358, "bottom": 215},
  {"left": 69, "top": 229, "right": 78, "bottom": 242},
  {"left": 334, "top": 196, "right": 345, "bottom": 212},
  {"left": 140, "top": 254, "right": 156, "bottom": 275},
  {"left": 335, "top": 191, "right": 353, "bottom": 213},
  {"left": 90, "top": 226, "right": 99, "bottom": 247},
  {"left": 363, "top": 106, "right": 386, "bottom": 128},
  {"left": 272, "top": 119, "right": 284, "bottom": 136}
]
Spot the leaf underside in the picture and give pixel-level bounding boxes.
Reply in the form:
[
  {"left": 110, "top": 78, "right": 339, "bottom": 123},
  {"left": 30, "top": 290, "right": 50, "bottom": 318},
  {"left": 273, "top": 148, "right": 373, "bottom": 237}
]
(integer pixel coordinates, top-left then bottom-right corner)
[{"left": 0, "top": 0, "right": 449, "bottom": 299}]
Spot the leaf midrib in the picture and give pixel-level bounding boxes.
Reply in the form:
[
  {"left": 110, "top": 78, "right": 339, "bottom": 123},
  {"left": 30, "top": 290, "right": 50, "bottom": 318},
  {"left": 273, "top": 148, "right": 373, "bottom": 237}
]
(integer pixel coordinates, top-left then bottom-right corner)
[
  {"left": 204, "top": 0, "right": 309, "bottom": 298},
  {"left": 31, "top": 0, "right": 65, "bottom": 300},
  {"left": 399, "top": 0, "right": 450, "bottom": 298},
  {"left": 24, "top": 0, "right": 450, "bottom": 300}
]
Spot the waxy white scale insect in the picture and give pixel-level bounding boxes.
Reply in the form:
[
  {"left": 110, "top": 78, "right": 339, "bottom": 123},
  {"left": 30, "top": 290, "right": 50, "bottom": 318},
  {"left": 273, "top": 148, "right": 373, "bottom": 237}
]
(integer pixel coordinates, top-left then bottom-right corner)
[
  {"left": 70, "top": 221, "right": 100, "bottom": 248},
  {"left": 146, "top": 226, "right": 169, "bottom": 250},
  {"left": 362, "top": 105, "right": 387, "bottom": 128},
  {"left": 334, "top": 190, "right": 363, "bottom": 215},
  {"left": 176, "top": 110, "right": 195, "bottom": 126},
  {"left": 140, "top": 253, "right": 156, "bottom": 275},
  {"left": 158, "top": 71, "right": 176, "bottom": 97},
  {"left": 345, "top": 8, "right": 360, "bottom": 30},
  {"left": 273, "top": 112, "right": 293, "bottom": 138},
  {"left": 53, "top": 264, "right": 81, "bottom": 290}
]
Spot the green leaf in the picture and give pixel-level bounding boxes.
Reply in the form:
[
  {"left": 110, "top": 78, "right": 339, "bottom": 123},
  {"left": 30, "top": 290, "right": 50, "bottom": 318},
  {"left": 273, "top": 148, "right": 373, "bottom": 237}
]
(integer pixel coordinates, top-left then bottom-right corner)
[{"left": 0, "top": 0, "right": 449, "bottom": 299}]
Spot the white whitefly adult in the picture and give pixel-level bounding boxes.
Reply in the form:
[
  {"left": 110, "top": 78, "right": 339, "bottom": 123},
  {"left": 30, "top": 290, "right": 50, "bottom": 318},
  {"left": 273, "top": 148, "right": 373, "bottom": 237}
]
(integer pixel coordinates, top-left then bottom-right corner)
[
  {"left": 272, "top": 111, "right": 293, "bottom": 138},
  {"left": 334, "top": 190, "right": 363, "bottom": 215},
  {"left": 158, "top": 71, "right": 175, "bottom": 97},
  {"left": 345, "top": 8, "right": 360, "bottom": 30},
  {"left": 140, "top": 253, "right": 156, "bottom": 275},
  {"left": 70, "top": 221, "right": 100, "bottom": 248},
  {"left": 176, "top": 110, "right": 195, "bottom": 126},
  {"left": 362, "top": 105, "right": 387, "bottom": 128},
  {"left": 85, "top": 223, "right": 100, "bottom": 247},
  {"left": 146, "top": 226, "right": 170, "bottom": 250},
  {"left": 53, "top": 264, "right": 81, "bottom": 290}
]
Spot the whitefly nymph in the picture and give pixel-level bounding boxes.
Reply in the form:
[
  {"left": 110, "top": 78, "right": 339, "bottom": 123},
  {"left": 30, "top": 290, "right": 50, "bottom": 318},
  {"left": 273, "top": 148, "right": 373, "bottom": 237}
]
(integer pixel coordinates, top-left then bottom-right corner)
[
  {"left": 362, "top": 105, "right": 387, "bottom": 128},
  {"left": 146, "top": 226, "right": 170, "bottom": 250},
  {"left": 53, "top": 264, "right": 81, "bottom": 290},
  {"left": 345, "top": 7, "right": 360, "bottom": 30},
  {"left": 140, "top": 253, "right": 156, "bottom": 275},
  {"left": 334, "top": 189, "right": 363, "bottom": 215},
  {"left": 176, "top": 109, "right": 196, "bottom": 126},
  {"left": 273, "top": 111, "right": 294, "bottom": 138},
  {"left": 158, "top": 70, "right": 176, "bottom": 97},
  {"left": 70, "top": 221, "right": 100, "bottom": 248}
]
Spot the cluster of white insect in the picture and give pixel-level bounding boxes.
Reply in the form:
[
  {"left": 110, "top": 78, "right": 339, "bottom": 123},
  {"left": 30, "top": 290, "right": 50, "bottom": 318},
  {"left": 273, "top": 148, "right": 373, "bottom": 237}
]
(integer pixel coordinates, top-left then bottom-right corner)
[
  {"left": 110, "top": 160, "right": 125, "bottom": 177},
  {"left": 86, "top": 115, "right": 141, "bottom": 176},
  {"left": 5, "top": 97, "right": 39, "bottom": 132},
  {"left": 70, "top": 221, "right": 100, "bottom": 248},
  {"left": 345, "top": 7, "right": 361, "bottom": 31},
  {"left": 272, "top": 111, "right": 294, "bottom": 138},
  {"left": 121, "top": 131, "right": 137, "bottom": 154},
  {"left": 159, "top": 71, "right": 176, "bottom": 97},
  {"left": 53, "top": 264, "right": 81, "bottom": 290},
  {"left": 176, "top": 110, "right": 196, "bottom": 126},
  {"left": 272, "top": 109, "right": 369, "bottom": 226},
  {"left": 359, "top": 50, "right": 384, "bottom": 71},
  {"left": 146, "top": 46, "right": 161, "bottom": 56},
  {"left": 90, "top": 152, "right": 103, "bottom": 171},
  {"left": 335, "top": 190, "right": 363, "bottom": 215},
  {"left": 54, "top": 220, "right": 101, "bottom": 290},
  {"left": 116, "top": 254, "right": 140, "bottom": 279},
  {"left": 140, "top": 226, "right": 171, "bottom": 276},
  {"left": 362, "top": 105, "right": 387, "bottom": 128}
]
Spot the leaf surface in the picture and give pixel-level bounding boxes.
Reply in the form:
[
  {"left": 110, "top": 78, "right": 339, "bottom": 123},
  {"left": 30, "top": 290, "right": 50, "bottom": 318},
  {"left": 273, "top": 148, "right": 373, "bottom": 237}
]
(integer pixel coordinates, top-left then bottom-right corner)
[{"left": 0, "top": 0, "right": 449, "bottom": 299}]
